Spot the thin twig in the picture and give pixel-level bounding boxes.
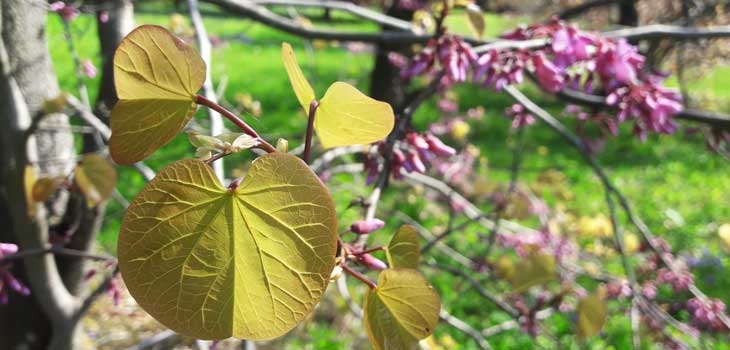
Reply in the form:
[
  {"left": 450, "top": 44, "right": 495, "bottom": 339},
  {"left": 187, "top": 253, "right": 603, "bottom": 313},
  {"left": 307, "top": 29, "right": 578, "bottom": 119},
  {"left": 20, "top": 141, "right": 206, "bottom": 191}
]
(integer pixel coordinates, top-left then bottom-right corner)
[
  {"left": 424, "top": 262, "right": 520, "bottom": 317},
  {"left": 196, "top": 95, "right": 277, "bottom": 153},
  {"left": 1, "top": 246, "right": 116, "bottom": 263},
  {"left": 189, "top": 0, "right": 225, "bottom": 179},
  {"left": 303, "top": 100, "right": 319, "bottom": 164},
  {"left": 439, "top": 308, "right": 492, "bottom": 349},
  {"left": 504, "top": 84, "right": 730, "bottom": 331}
]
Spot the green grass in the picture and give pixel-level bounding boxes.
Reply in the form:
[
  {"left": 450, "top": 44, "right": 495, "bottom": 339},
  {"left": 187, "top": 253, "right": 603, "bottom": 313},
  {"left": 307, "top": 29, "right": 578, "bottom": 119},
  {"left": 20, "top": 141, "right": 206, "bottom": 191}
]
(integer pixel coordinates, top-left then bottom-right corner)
[{"left": 48, "top": 2, "right": 730, "bottom": 348}]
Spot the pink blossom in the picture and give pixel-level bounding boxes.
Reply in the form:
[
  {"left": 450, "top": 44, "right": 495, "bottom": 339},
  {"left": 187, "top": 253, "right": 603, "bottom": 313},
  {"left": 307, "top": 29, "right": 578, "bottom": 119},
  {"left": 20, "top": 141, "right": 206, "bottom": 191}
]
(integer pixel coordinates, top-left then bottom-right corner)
[
  {"left": 50, "top": 2, "right": 80, "bottom": 22},
  {"left": 81, "top": 59, "right": 97, "bottom": 78},
  {"left": 357, "top": 253, "right": 387, "bottom": 271},
  {"left": 98, "top": 11, "right": 109, "bottom": 23},
  {"left": 424, "top": 134, "right": 456, "bottom": 157},
  {"left": 532, "top": 53, "right": 564, "bottom": 92},
  {"left": 350, "top": 219, "right": 385, "bottom": 235}
]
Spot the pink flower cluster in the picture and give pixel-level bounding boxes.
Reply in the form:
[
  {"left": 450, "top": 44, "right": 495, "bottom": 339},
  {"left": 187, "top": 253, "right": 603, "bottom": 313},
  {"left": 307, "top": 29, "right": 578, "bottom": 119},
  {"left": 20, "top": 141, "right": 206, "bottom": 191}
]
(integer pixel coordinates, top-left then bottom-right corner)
[
  {"left": 496, "top": 227, "right": 575, "bottom": 264},
  {"left": 49, "top": 1, "right": 80, "bottom": 22},
  {"left": 655, "top": 267, "right": 694, "bottom": 293},
  {"left": 474, "top": 49, "right": 527, "bottom": 90},
  {"left": 0, "top": 243, "right": 30, "bottom": 303},
  {"left": 498, "top": 20, "right": 683, "bottom": 139},
  {"left": 399, "top": 35, "right": 477, "bottom": 87},
  {"left": 505, "top": 103, "right": 535, "bottom": 129},
  {"left": 364, "top": 132, "right": 456, "bottom": 183},
  {"left": 687, "top": 297, "right": 727, "bottom": 332}
]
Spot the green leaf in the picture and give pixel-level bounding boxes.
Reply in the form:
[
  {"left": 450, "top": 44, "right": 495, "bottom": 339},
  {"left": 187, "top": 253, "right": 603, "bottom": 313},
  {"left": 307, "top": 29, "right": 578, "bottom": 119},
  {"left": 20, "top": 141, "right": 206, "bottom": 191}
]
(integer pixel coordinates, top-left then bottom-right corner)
[
  {"left": 118, "top": 154, "right": 338, "bottom": 340},
  {"left": 281, "top": 44, "right": 394, "bottom": 149},
  {"left": 74, "top": 154, "right": 117, "bottom": 208},
  {"left": 32, "top": 176, "right": 65, "bottom": 202},
  {"left": 509, "top": 249, "right": 556, "bottom": 293},
  {"left": 24, "top": 166, "right": 37, "bottom": 217},
  {"left": 110, "top": 25, "right": 205, "bottom": 165},
  {"left": 386, "top": 225, "right": 420, "bottom": 269},
  {"left": 316, "top": 82, "right": 395, "bottom": 149},
  {"left": 577, "top": 287, "right": 608, "bottom": 339},
  {"left": 465, "top": 4, "right": 485, "bottom": 39},
  {"left": 364, "top": 269, "right": 440, "bottom": 350}
]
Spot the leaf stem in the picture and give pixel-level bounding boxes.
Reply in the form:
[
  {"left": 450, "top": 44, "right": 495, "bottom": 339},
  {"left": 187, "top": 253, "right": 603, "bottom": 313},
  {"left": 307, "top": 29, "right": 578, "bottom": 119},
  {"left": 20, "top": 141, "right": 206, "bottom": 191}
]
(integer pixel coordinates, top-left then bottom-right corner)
[
  {"left": 303, "top": 100, "right": 319, "bottom": 164},
  {"left": 351, "top": 246, "right": 385, "bottom": 256},
  {"left": 341, "top": 263, "right": 377, "bottom": 289},
  {"left": 195, "top": 95, "right": 277, "bottom": 153}
]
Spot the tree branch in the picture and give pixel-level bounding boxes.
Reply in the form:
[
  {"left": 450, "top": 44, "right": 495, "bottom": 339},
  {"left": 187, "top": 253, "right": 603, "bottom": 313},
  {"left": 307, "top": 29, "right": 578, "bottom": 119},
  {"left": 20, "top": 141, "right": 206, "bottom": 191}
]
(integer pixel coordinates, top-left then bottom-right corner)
[
  {"left": 202, "top": 0, "right": 431, "bottom": 44},
  {"left": 189, "top": 0, "right": 225, "bottom": 179},
  {"left": 252, "top": 0, "right": 414, "bottom": 31},
  {"left": 557, "top": 88, "right": 730, "bottom": 130}
]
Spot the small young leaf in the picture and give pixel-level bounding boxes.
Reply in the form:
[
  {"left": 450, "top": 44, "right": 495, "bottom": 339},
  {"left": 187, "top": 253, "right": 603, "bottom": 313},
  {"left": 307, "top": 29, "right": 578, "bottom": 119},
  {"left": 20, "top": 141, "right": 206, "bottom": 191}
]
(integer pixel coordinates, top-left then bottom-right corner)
[
  {"left": 509, "top": 250, "right": 556, "bottom": 293},
  {"left": 74, "top": 154, "right": 117, "bottom": 208},
  {"left": 118, "top": 154, "right": 337, "bottom": 340},
  {"left": 42, "top": 93, "right": 68, "bottom": 114},
  {"left": 110, "top": 25, "right": 205, "bottom": 165},
  {"left": 32, "top": 176, "right": 64, "bottom": 202},
  {"left": 386, "top": 225, "right": 420, "bottom": 269},
  {"left": 364, "top": 269, "right": 440, "bottom": 350},
  {"left": 281, "top": 42, "right": 315, "bottom": 113},
  {"left": 281, "top": 43, "right": 395, "bottom": 149},
  {"left": 24, "top": 166, "right": 37, "bottom": 216},
  {"left": 465, "top": 4, "right": 485, "bottom": 39},
  {"left": 316, "top": 82, "right": 395, "bottom": 149},
  {"left": 577, "top": 287, "right": 608, "bottom": 339}
]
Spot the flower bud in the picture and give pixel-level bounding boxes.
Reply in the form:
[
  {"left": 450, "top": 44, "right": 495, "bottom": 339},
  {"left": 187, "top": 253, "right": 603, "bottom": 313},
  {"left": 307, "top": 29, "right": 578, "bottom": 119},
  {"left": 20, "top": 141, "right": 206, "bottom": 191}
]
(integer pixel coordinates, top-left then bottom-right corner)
[
  {"left": 350, "top": 219, "right": 385, "bottom": 235},
  {"left": 357, "top": 253, "right": 387, "bottom": 271},
  {"left": 425, "top": 134, "right": 456, "bottom": 157}
]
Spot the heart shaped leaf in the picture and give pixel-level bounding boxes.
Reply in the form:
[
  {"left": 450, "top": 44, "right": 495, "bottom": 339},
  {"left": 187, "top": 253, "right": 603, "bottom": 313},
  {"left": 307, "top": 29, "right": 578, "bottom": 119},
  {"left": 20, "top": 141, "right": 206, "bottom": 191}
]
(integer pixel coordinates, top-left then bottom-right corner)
[
  {"left": 281, "top": 43, "right": 394, "bottom": 149},
  {"left": 75, "top": 154, "right": 117, "bottom": 208},
  {"left": 386, "top": 225, "right": 420, "bottom": 269},
  {"left": 32, "top": 176, "right": 65, "bottom": 202},
  {"left": 118, "top": 154, "right": 337, "bottom": 340},
  {"left": 281, "top": 42, "right": 315, "bottom": 113},
  {"left": 364, "top": 269, "right": 440, "bottom": 350},
  {"left": 577, "top": 287, "right": 608, "bottom": 339},
  {"left": 509, "top": 249, "right": 556, "bottom": 293},
  {"left": 110, "top": 25, "right": 205, "bottom": 165}
]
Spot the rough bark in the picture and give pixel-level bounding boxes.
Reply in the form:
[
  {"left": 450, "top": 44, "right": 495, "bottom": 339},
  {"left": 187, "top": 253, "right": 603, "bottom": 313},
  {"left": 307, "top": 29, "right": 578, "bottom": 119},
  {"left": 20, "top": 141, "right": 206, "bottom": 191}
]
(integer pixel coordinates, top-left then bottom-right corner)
[{"left": 0, "top": 2, "right": 96, "bottom": 349}]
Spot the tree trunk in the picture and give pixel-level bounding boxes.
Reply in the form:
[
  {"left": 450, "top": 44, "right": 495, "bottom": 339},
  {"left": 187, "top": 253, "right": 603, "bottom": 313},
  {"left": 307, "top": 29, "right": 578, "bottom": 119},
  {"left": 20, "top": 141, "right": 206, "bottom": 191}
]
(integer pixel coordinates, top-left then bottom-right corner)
[
  {"left": 617, "top": 0, "right": 638, "bottom": 27},
  {"left": 0, "top": 1, "right": 106, "bottom": 349},
  {"left": 368, "top": 2, "right": 414, "bottom": 111}
]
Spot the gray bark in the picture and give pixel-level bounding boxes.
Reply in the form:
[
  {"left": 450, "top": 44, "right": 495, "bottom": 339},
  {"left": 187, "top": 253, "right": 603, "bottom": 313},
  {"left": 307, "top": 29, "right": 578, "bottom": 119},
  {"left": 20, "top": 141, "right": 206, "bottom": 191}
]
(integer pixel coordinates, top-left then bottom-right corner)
[{"left": 0, "top": 1, "right": 121, "bottom": 348}]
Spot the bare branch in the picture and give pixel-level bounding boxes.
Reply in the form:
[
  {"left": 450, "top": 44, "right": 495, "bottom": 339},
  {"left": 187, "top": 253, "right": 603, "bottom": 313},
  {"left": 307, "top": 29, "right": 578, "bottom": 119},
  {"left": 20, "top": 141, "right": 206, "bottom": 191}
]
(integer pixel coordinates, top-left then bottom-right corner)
[
  {"left": 66, "top": 95, "right": 156, "bottom": 181},
  {"left": 424, "top": 262, "right": 520, "bottom": 317},
  {"left": 439, "top": 308, "right": 492, "bottom": 350},
  {"left": 557, "top": 88, "right": 730, "bottom": 129},
  {"left": 252, "top": 0, "right": 414, "bottom": 31},
  {"left": 202, "top": 0, "right": 431, "bottom": 44},
  {"left": 189, "top": 0, "right": 225, "bottom": 179}
]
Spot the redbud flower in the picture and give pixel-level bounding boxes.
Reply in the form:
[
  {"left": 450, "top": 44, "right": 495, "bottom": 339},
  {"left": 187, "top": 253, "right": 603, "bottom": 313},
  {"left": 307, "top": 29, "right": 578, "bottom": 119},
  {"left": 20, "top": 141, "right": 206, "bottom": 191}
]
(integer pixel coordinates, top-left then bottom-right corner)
[
  {"left": 98, "top": 11, "right": 109, "bottom": 23},
  {"left": 405, "top": 150, "right": 426, "bottom": 173},
  {"left": 357, "top": 253, "right": 387, "bottom": 271},
  {"left": 424, "top": 134, "right": 456, "bottom": 157},
  {"left": 350, "top": 219, "right": 385, "bottom": 235},
  {"left": 81, "top": 60, "right": 97, "bottom": 79},
  {"left": 107, "top": 277, "right": 121, "bottom": 306},
  {"left": 50, "top": 2, "right": 80, "bottom": 22},
  {"left": 0, "top": 243, "right": 18, "bottom": 256},
  {"left": 532, "top": 52, "right": 564, "bottom": 92}
]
